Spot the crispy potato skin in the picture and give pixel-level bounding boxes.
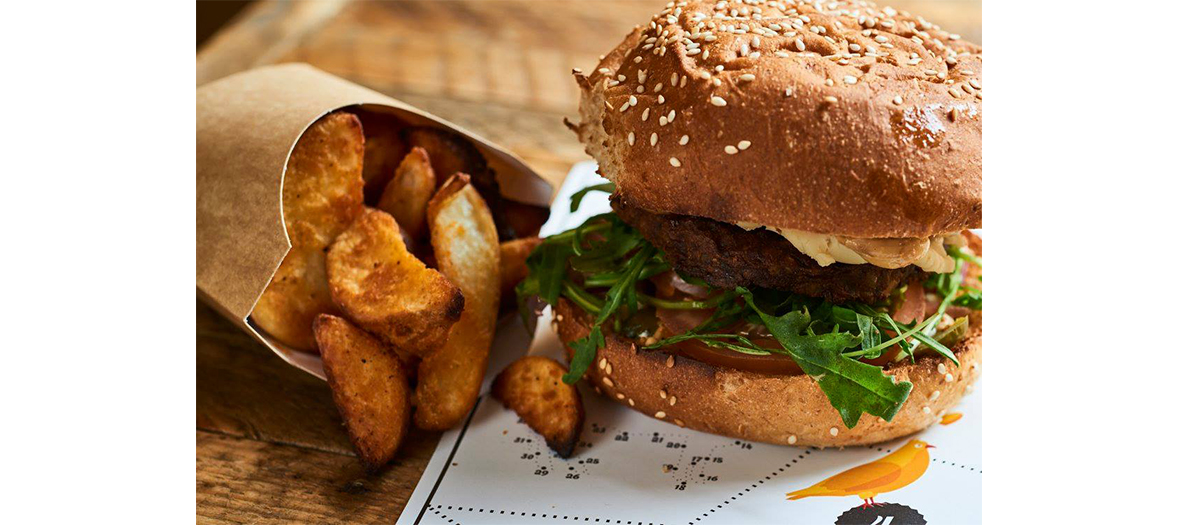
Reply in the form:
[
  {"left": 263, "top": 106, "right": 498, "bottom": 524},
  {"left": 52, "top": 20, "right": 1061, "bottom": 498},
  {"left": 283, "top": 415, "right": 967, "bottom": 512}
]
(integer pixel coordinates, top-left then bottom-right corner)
[
  {"left": 499, "top": 236, "right": 542, "bottom": 304},
  {"left": 492, "top": 356, "right": 585, "bottom": 458},
  {"left": 415, "top": 175, "right": 502, "bottom": 430},
  {"left": 377, "top": 147, "right": 436, "bottom": 240},
  {"left": 253, "top": 112, "right": 365, "bottom": 350},
  {"left": 361, "top": 114, "right": 409, "bottom": 205},
  {"left": 314, "top": 314, "right": 411, "bottom": 471},
  {"left": 327, "top": 208, "right": 464, "bottom": 356}
]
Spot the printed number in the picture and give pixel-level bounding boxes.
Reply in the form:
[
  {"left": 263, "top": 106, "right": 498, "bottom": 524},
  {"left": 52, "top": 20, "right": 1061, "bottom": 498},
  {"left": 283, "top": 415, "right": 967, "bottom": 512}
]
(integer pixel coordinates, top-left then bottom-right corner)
[
  {"left": 674, "top": 482, "right": 687, "bottom": 491},
  {"left": 566, "top": 473, "right": 580, "bottom": 479},
  {"left": 869, "top": 517, "right": 894, "bottom": 525},
  {"left": 650, "top": 436, "right": 664, "bottom": 443},
  {"left": 705, "top": 476, "right": 718, "bottom": 481},
  {"left": 666, "top": 442, "right": 684, "bottom": 449},
  {"left": 534, "top": 469, "right": 549, "bottom": 477},
  {"left": 584, "top": 458, "right": 599, "bottom": 464},
  {"left": 615, "top": 434, "right": 629, "bottom": 442},
  {"left": 520, "top": 453, "right": 535, "bottom": 460}
]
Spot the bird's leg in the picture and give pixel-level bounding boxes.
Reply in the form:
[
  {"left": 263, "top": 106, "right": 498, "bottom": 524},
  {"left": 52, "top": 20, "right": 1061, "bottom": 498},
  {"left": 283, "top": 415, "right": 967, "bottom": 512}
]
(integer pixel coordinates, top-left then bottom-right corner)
[{"left": 860, "top": 500, "right": 872, "bottom": 509}]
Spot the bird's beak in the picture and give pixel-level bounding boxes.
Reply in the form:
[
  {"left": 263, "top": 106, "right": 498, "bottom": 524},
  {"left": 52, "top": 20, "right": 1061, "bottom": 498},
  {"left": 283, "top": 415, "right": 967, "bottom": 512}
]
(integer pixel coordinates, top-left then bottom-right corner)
[{"left": 926, "top": 445, "right": 936, "bottom": 449}]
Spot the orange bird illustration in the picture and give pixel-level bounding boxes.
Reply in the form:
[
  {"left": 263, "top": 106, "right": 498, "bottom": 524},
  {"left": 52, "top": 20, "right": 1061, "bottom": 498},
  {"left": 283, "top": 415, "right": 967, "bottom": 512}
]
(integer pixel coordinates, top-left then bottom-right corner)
[{"left": 787, "top": 439, "right": 935, "bottom": 508}]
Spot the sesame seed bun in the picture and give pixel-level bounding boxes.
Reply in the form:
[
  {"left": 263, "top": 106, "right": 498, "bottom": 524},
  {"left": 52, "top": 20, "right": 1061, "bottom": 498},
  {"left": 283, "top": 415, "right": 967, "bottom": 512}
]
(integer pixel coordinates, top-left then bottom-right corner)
[
  {"left": 554, "top": 299, "right": 981, "bottom": 447},
  {"left": 571, "top": 0, "right": 982, "bottom": 238}
]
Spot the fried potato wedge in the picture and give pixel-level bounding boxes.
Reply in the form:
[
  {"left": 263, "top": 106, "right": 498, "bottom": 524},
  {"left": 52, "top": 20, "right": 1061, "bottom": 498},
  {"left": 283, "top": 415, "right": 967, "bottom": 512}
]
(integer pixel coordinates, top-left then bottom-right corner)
[
  {"left": 403, "top": 127, "right": 488, "bottom": 185},
  {"left": 360, "top": 113, "right": 408, "bottom": 205},
  {"left": 376, "top": 147, "right": 436, "bottom": 240},
  {"left": 500, "top": 199, "right": 550, "bottom": 239},
  {"left": 492, "top": 356, "right": 585, "bottom": 458},
  {"left": 252, "top": 112, "right": 365, "bottom": 350},
  {"left": 314, "top": 314, "right": 411, "bottom": 471},
  {"left": 499, "top": 236, "right": 542, "bottom": 303},
  {"left": 415, "top": 174, "right": 501, "bottom": 430},
  {"left": 327, "top": 208, "right": 464, "bottom": 356}
]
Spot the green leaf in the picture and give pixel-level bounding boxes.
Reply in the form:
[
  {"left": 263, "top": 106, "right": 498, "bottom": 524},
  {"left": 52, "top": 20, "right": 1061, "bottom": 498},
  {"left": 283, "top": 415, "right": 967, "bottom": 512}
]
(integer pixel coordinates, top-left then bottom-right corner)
[
  {"left": 737, "top": 288, "right": 913, "bottom": 428},
  {"left": 563, "top": 326, "right": 604, "bottom": 384},
  {"left": 536, "top": 243, "right": 572, "bottom": 306},
  {"left": 569, "top": 182, "right": 616, "bottom": 212},
  {"left": 856, "top": 313, "right": 883, "bottom": 358}
]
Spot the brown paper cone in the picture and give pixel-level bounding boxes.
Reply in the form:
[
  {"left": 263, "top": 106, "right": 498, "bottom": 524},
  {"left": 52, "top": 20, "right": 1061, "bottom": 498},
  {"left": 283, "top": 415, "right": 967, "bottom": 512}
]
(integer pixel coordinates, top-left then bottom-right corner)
[{"left": 197, "top": 63, "right": 551, "bottom": 378}]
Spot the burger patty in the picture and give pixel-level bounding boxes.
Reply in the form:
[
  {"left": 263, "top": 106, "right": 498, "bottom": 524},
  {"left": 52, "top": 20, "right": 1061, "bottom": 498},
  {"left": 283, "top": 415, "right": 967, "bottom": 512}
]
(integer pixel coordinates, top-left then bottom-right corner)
[{"left": 612, "top": 196, "right": 926, "bottom": 304}]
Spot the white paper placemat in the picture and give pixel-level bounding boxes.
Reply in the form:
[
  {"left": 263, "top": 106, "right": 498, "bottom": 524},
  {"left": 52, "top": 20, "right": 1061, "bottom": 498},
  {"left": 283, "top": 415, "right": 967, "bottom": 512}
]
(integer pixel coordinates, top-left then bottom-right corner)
[{"left": 398, "top": 161, "right": 982, "bottom": 525}]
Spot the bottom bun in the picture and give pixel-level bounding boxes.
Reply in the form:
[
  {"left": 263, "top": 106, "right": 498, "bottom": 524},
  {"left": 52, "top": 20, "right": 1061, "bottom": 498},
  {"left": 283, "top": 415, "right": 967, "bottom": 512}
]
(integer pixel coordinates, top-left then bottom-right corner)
[{"left": 554, "top": 300, "right": 982, "bottom": 447}]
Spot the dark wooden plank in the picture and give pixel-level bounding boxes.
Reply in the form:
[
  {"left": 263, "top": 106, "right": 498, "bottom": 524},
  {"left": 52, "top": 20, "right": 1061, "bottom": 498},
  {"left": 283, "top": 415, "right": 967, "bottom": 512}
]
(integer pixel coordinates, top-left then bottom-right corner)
[{"left": 197, "top": 429, "right": 436, "bottom": 524}]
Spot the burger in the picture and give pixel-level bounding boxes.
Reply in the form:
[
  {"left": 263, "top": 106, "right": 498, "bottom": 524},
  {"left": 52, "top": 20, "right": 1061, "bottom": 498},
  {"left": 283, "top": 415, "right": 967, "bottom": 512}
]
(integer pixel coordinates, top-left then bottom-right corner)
[{"left": 520, "top": 0, "right": 982, "bottom": 447}]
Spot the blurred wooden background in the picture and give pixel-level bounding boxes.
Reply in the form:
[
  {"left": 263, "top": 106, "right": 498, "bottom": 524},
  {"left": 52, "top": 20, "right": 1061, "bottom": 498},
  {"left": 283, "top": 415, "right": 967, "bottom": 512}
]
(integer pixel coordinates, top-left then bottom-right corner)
[{"left": 195, "top": 1, "right": 981, "bottom": 523}]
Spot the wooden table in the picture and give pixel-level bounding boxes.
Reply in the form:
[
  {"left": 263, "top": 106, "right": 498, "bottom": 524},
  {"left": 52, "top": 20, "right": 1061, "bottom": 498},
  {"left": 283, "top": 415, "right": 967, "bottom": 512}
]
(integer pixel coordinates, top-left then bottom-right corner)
[{"left": 195, "top": 1, "right": 981, "bottom": 522}]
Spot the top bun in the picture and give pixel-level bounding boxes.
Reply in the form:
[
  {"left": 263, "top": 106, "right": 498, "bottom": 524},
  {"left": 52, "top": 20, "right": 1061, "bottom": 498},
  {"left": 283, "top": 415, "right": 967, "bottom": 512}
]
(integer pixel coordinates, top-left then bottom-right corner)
[{"left": 573, "top": 0, "right": 982, "bottom": 239}]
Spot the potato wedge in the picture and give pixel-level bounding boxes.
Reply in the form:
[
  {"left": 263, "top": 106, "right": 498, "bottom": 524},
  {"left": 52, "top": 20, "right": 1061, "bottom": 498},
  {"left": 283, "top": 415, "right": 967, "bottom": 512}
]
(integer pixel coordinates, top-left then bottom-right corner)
[
  {"left": 492, "top": 356, "right": 584, "bottom": 458},
  {"left": 314, "top": 314, "right": 411, "bottom": 471},
  {"left": 252, "top": 112, "right": 365, "bottom": 350},
  {"left": 376, "top": 147, "right": 436, "bottom": 240},
  {"left": 415, "top": 174, "right": 501, "bottom": 430},
  {"left": 327, "top": 208, "right": 464, "bottom": 356},
  {"left": 499, "top": 236, "right": 542, "bottom": 303},
  {"left": 501, "top": 199, "right": 550, "bottom": 239},
  {"left": 360, "top": 113, "right": 408, "bottom": 205},
  {"left": 403, "top": 127, "right": 488, "bottom": 186}
]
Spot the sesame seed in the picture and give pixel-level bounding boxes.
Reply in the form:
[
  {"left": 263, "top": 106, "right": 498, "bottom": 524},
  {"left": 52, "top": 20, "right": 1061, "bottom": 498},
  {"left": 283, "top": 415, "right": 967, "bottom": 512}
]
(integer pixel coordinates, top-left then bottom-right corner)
[
  {"left": 787, "top": 435, "right": 797, "bottom": 445},
  {"left": 710, "top": 96, "right": 727, "bottom": 106},
  {"left": 931, "top": 390, "right": 941, "bottom": 401},
  {"left": 659, "top": 389, "right": 667, "bottom": 399},
  {"left": 642, "top": 108, "right": 651, "bottom": 121},
  {"left": 666, "top": 355, "right": 675, "bottom": 368},
  {"left": 739, "top": 73, "right": 755, "bottom": 82},
  {"left": 737, "top": 140, "right": 751, "bottom": 150},
  {"left": 628, "top": 95, "right": 638, "bottom": 106},
  {"left": 795, "top": 38, "right": 806, "bottom": 51},
  {"left": 923, "top": 406, "right": 931, "bottom": 414},
  {"left": 619, "top": 101, "right": 630, "bottom": 112},
  {"left": 784, "top": 87, "right": 793, "bottom": 97},
  {"left": 606, "top": 363, "right": 613, "bottom": 375},
  {"left": 668, "top": 109, "right": 676, "bottom": 122},
  {"left": 679, "top": 135, "right": 689, "bottom": 145},
  {"left": 616, "top": 392, "right": 625, "bottom": 400},
  {"left": 874, "top": 35, "right": 887, "bottom": 43},
  {"left": 597, "top": 68, "right": 611, "bottom": 74},
  {"left": 674, "top": 419, "right": 685, "bottom": 427},
  {"left": 671, "top": 72, "right": 678, "bottom": 85},
  {"left": 712, "top": 78, "right": 721, "bottom": 86},
  {"left": 725, "top": 145, "right": 738, "bottom": 155},
  {"left": 659, "top": 116, "right": 667, "bottom": 126},
  {"left": 775, "top": 51, "right": 789, "bottom": 58},
  {"left": 825, "top": 78, "right": 834, "bottom": 86},
  {"left": 669, "top": 157, "right": 681, "bottom": 167},
  {"left": 634, "top": 56, "right": 643, "bottom": 63},
  {"left": 829, "top": 427, "right": 839, "bottom": 436},
  {"left": 628, "top": 398, "right": 635, "bottom": 406},
  {"left": 680, "top": 76, "right": 687, "bottom": 87},
  {"left": 655, "top": 411, "right": 666, "bottom": 419},
  {"left": 636, "top": 85, "right": 645, "bottom": 93},
  {"left": 669, "top": 396, "right": 677, "bottom": 406},
  {"left": 823, "top": 95, "right": 838, "bottom": 103},
  {"left": 627, "top": 132, "right": 635, "bottom": 145},
  {"left": 654, "top": 82, "right": 663, "bottom": 93},
  {"left": 603, "top": 377, "right": 615, "bottom": 387},
  {"left": 598, "top": 358, "right": 607, "bottom": 370},
  {"left": 945, "top": 373, "right": 954, "bottom": 382},
  {"left": 892, "top": 95, "right": 903, "bottom": 105},
  {"left": 843, "top": 75, "right": 857, "bottom": 85},
  {"left": 658, "top": 94, "right": 666, "bottom": 104},
  {"left": 650, "top": 133, "right": 658, "bottom": 146},
  {"left": 937, "top": 363, "right": 947, "bottom": 374},
  {"left": 969, "top": 79, "right": 982, "bottom": 89}
]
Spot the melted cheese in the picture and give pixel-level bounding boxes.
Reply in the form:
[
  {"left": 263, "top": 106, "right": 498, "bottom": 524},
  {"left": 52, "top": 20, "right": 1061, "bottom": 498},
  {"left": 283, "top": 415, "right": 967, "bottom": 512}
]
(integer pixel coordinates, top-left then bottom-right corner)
[{"left": 736, "top": 222, "right": 964, "bottom": 273}]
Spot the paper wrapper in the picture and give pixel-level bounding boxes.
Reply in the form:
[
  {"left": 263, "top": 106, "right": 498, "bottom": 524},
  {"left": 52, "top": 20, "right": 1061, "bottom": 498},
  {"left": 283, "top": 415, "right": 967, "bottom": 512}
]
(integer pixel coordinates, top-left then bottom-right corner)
[{"left": 197, "top": 63, "right": 552, "bottom": 379}]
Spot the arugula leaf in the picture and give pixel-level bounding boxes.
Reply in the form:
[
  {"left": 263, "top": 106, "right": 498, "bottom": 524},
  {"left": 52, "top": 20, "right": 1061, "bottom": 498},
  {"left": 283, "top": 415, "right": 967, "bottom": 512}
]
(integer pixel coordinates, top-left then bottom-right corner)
[
  {"left": 568, "top": 182, "right": 616, "bottom": 212},
  {"left": 563, "top": 326, "right": 604, "bottom": 383},
  {"left": 737, "top": 287, "right": 913, "bottom": 428},
  {"left": 856, "top": 313, "right": 883, "bottom": 358}
]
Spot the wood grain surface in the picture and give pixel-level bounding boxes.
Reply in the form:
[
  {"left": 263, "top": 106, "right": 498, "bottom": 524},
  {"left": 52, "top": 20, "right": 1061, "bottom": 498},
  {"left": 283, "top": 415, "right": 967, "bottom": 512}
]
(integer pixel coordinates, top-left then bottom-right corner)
[{"left": 195, "top": 1, "right": 980, "bottom": 522}]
